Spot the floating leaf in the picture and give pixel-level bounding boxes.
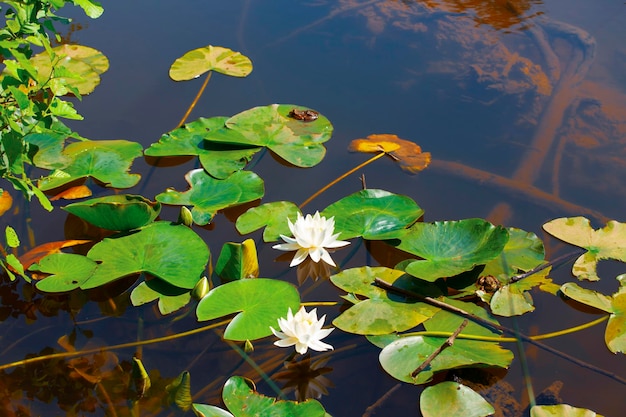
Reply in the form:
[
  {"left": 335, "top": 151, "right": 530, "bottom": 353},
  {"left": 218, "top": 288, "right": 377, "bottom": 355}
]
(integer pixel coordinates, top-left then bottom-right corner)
[
  {"left": 31, "top": 253, "right": 98, "bottom": 292},
  {"left": 83, "top": 221, "right": 209, "bottom": 290},
  {"left": 543, "top": 217, "right": 626, "bottom": 281},
  {"left": 425, "top": 298, "right": 502, "bottom": 338},
  {"left": 193, "top": 404, "right": 234, "bottom": 417},
  {"left": 144, "top": 117, "right": 261, "bottom": 179},
  {"left": 169, "top": 45, "right": 252, "bottom": 81},
  {"left": 483, "top": 228, "right": 545, "bottom": 277},
  {"left": 330, "top": 267, "right": 441, "bottom": 335},
  {"left": 559, "top": 282, "right": 613, "bottom": 313},
  {"left": 18, "top": 239, "right": 92, "bottom": 270},
  {"left": 36, "top": 140, "right": 143, "bottom": 191},
  {"left": 214, "top": 104, "right": 333, "bottom": 168},
  {"left": 215, "top": 239, "right": 259, "bottom": 281},
  {"left": 130, "top": 280, "right": 191, "bottom": 315},
  {"left": 348, "top": 134, "right": 431, "bottom": 173},
  {"left": 196, "top": 279, "right": 300, "bottom": 341},
  {"left": 30, "top": 44, "right": 109, "bottom": 95},
  {"left": 530, "top": 404, "right": 601, "bottom": 417},
  {"left": 49, "top": 185, "right": 93, "bottom": 200},
  {"left": 63, "top": 194, "right": 161, "bottom": 231},
  {"left": 235, "top": 201, "right": 301, "bottom": 242},
  {"left": 156, "top": 169, "right": 264, "bottom": 225},
  {"left": 420, "top": 382, "right": 494, "bottom": 417},
  {"left": 219, "top": 376, "right": 326, "bottom": 417},
  {"left": 379, "top": 335, "right": 513, "bottom": 384},
  {"left": 321, "top": 189, "right": 423, "bottom": 240},
  {"left": 397, "top": 219, "right": 509, "bottom": 282}
]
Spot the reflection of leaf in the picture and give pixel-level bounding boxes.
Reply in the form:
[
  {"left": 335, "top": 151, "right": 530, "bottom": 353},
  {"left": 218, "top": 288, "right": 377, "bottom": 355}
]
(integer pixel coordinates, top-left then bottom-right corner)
[
  {"left": 196, "top": 279, "right": 300, "bottom": 341},
  {"left": 348, "top": 134, "right": 431, "bottom": 174},
  {"left": 169, "top": 45, "right": 252, "bottom": 81},
  {"left": 420, "top": 382, "right": 494, "bottom": 417},
  {"left": 330, "top": 267, "right": 441, "bottom": 335},
  {"left": 235, "top": 201, "right": 301, "bottom": 242},
  {"left": 397, "top": 219, "right": 509, "bottom": 282},
  {"left": 35, "top": 140, "right": 143, "bottom": 191},
  {"left": 156, "top": 169, "right": 264, "bottom": 225},
  {"left": 322, "top": 189, "right": 423, "bottom": 240},
  {"left": 543, "top": 217, "right": 626, "bottom": 281}
]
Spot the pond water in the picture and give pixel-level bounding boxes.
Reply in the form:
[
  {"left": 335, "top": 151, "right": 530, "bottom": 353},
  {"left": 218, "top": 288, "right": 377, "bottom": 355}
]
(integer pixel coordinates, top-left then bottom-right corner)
[{"left": 2, "top": 1, "right": 626, "bottom": 416}]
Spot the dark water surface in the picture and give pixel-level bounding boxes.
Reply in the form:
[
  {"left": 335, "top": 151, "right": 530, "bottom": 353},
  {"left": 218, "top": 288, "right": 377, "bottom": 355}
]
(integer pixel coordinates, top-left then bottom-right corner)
[{"left": 2, "top": 1, "right": 626, "bottom": 416}]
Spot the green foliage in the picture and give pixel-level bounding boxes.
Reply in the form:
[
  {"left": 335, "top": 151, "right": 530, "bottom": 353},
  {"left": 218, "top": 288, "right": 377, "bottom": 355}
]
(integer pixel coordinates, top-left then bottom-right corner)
[
  {"left": 193, "top": 376, "right": 326, "bottom": 417},
  {"left": 196, "top": 278, "right": 301, "bottom": 341}
]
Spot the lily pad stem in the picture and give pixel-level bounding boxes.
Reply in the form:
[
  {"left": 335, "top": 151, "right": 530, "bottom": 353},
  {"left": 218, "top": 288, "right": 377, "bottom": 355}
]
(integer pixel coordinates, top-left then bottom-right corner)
[
  {"left": 177, "top": 71, "right": 213, "bottom": 128},
  {"left": 299, "top": 151, "right": 386, "bottom": 209}
]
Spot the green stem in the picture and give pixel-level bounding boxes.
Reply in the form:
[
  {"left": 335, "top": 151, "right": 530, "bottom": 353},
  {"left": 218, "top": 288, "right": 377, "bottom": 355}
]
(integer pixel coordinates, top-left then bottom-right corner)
[
  {"left": 299, "top": 151, "right": 386, "bottom": 209},
  {"left": 176, "top": 71, "right": 212, "bottom": 128}
]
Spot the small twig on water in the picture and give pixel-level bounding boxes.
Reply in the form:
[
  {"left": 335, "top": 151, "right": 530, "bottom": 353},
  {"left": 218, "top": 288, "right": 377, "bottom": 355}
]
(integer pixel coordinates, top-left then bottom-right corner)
[
  {"left": 412, "top": 319, "right": 468, "bottom": 378},
  {"left": 509, "top": 249, "right": 585, "bottom": 283}
]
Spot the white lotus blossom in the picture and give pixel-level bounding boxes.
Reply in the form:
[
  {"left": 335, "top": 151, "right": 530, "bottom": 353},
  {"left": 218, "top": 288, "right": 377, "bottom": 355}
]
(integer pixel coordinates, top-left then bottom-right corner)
[
  {"left": 273, "top": 211, "right": 350, "bottom": 267},
  {"left": 270, "top": 307, "right": 334, "bottom": 354}
]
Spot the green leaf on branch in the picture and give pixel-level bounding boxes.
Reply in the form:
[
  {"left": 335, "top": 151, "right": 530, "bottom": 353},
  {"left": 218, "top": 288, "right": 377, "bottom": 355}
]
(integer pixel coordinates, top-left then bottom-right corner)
[
  {"left": 235, "top": 201, "right": 300, "bottom": 242},
  {"left": 63, "top": 194, "right": 160, "bottom": 231},
  {"left": 543, "top": 217, "right": 626, "bottom": 281},
  {"left": 330, "top": 266, "right": 441, "bottom": 335},
  {"left": 196, "top": 279, "right": 300, "bottom": 341},
  {"left": 169, "top": 45, "right": 252, "bottom": 81},
  {"left": 321, "top": 189, "right": 423, "bottom": 240},
  {"left": 397, "top": 219, "right": 509, "bottom": 282},
  {"left": 156, "top": 169, "right": 264, "bottom": 226},
  {"left": 420, "top": 382, "right": 494, "bottom": 417}
]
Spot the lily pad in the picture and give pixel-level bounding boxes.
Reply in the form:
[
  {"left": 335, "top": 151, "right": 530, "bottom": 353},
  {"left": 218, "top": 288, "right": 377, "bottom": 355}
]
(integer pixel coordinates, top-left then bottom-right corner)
[
  {"left": 156, "top": 169, "right": 264, "bottom": 225},
  {"left": 543, "top": 217, "right": 626, "bottom": 281},
  {"left": 424, "top": 297, "right": 503, "bottom": 338},
  {"left": 348, "top": 134, "right": 431, "bottom": 174},
  {"left": 330, "top": 267, "right": 441, "bottom": 334},
  {"left": 489, "top": 269, "right": 555, "bottom": 317},
  {"left": 420, "top": 382, "right": 495, "bottom": 417},
  {"left": 192, "top": 376, "right": 325, "bottom": 417},
  {"left": 63, "top": 194, "right": 161, "bottom": 231},
  {"left": 144, "top": 117, "right": 261, "bottom": 179},
  {"left": 397, "top": 219, "right": 509, "bottom": 282},
  {"left": 321, "top": 189, "right": 423, "bottom": 240},
  {"left": 210, "top": 104, "right": 333, "bottom": 168},
  {"left": 31, "top": 253, "right": 97, "bottom": 292},
  {"left": 379, "top": 335, "right": 514, "bottom": 384},
  {"left": 82, "top": 221, "right": 210, "bottom": 290},
  {"left": 130, "top": 281, "right": 191, "bottom": 316},
  {"left": 36, "top": 140, "right": 143, "bottom": 191},
  {"left": 483, "top": 228, "right": 545, "bottom": 277},
  {"left": 30, "top": 44, "right": 109, "bottom": 95},
  {"left": 196, "top": 279, "right": 300, "bottom": 341},
  {"left": 169, "top": 45, "right": 252, "bottom": 81},
  {"left": 235, "top": 201, "right": 301, "bottom": 242},
  {"left": 530, "top": 404, "right": 601, "bottom": 417}
]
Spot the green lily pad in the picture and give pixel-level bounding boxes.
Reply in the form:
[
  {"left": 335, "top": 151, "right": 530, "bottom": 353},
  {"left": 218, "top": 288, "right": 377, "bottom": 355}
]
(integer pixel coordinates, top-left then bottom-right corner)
[
  {"left": 193, "top": 376, "right": 325, "bottom": 417},
  {"left": 321, "top": 189, "right": 423, "bottom": 240},
  {"left": 35, "top": 140, "right": 143, "bottom": 191},
  {"left": 379, "top": 335, "right": 514, "bottom": 384},
  {"left": 543, "top": 217, "right": 626, "bottom": 281},
  {"left": 63, "top": 194, "right": 160, "bottom": 231},
  {"left": 530, "top": 404, "right": 601, "bottom": 417},
  {"left": 211, "top": 104, "right": 333, "bottom": 168},
  {"left": 30, "top": 44, "right": 109, "bottom": 95},
  {"left": 144, "top": 117, "right": 261, "bottom": 179},
  {"left": 169, "top": 45, "right": 252, "bottom": 81},
  {"left": 156, "top": 169, "right": 264, "bottom": 225},
  {"left": 130, "top": 280, "right": 191, "bottom": 316},
  {"left": 82, "top": 221, "right": 210, "bottom": 290},
  {"left": 420, "top": 382, "right": 495, "bottom": 417},
  {"left": 425, "top": 297, "right": 503, "bottom": 338},
  {"left": 483, "top": 228, "right": 545, "bottom": 277},
  {"left": 330, "top": 267, "right": 441, "bottom": 335},
  {"left": 196, "top": 279, "right": 300, "bottom": 341},
  {"left": 235, "top": 201, "right": 301, "bottom": 242},
  {"left": 561, "top": 277, "right": 626, "bottom": 354},
  {"left": 397, "top": 219, "right": 509, "bottom": 282},
  {"left": 31, "top": 253, "right": 98, "bottom": 292}
]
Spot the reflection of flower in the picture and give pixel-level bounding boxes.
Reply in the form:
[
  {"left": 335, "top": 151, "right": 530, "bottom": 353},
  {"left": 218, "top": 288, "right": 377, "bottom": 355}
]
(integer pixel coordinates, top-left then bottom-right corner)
[
  {"left": 296, "top": 258, "right": 332, "bottom": 285},
  {"left": 271, "top": 307, "right": 334, "bottom": 354},
  {"left": 274, "top": 354, "right": 334, "bottom": 401},
  {"left": 273, "top": 211, "right": 349, "bottom": 267}
]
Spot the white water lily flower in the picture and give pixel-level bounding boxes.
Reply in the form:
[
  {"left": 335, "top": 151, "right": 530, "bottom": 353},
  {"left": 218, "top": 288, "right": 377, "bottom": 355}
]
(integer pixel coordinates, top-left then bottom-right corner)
[
  {"left": 273, "top": 211, "right": 350, "bottom": 267},
  {"left": 270, "top": 307, "right": 334, "bottom": 354}
]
